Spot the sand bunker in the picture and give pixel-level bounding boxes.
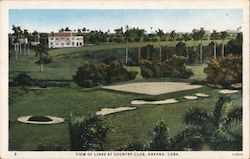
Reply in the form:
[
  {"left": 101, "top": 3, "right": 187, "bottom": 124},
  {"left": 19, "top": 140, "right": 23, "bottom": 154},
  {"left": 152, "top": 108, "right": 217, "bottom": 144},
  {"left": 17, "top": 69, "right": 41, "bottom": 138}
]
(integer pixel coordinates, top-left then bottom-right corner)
[
  {"left": 102, "top": 82, "right": 202, "bottom": 95},
  {"left": 195, "top": 93, "right": 210, "bottom": 97},
  {"left": 96, "top": 107, "right": 136, "bottom": 116},
  {"left": 131, "top": 98, "right": 178, "bottom": 105},
  {"left": 17, "top": 116, "right": 64, "bottom": 124},
  {"left": 219, "top": 89, "right": 239, "bottom": 94},
  {"left": 184, "top": 96, "right": 198, "bottom": 100}
]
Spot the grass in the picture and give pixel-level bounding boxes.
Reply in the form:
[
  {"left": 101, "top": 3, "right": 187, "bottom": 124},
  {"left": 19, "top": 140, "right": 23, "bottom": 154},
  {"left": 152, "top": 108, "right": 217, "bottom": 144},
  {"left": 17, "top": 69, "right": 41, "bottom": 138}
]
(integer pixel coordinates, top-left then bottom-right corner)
[
  {"left": 48, "top": 40, "right": 224, "bottom": 56},
  {"left": 9, "top": 85, "right": 242, "bottom": 150},
  {"left": 9, "top": 40, "right": 241, "bottom": 151}
]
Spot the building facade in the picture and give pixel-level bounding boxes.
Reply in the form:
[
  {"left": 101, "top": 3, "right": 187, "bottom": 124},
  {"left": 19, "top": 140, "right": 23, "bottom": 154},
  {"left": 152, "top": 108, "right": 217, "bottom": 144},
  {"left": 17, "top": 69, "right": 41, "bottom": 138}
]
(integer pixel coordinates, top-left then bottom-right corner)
[{"left": 48, "top": 32, "right": 84, "bottom": 48}]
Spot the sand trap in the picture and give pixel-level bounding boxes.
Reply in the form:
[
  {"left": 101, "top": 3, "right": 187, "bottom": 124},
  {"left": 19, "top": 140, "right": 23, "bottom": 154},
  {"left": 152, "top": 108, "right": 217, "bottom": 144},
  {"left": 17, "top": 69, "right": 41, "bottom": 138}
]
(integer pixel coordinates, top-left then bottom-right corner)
[
  {"left": 17, "top": 116, "right": 64, "bottom": 124},
  {"left": 102, "top": 82, "right": 202, "bottom": 95},
  {"left": 131, "top": 98, "right": 178, "bottom": 105},
  {"left": 195, "top": 93, "right": 210, "bottom": 97},
  {"left": 96, "top": 107, "right": 136, "bottom": 116},
  {"left": 219, "top": 89, "right": 239, "bottom": 94},
  {"left": 184, "top": 96, "right": 198, "bottom": 100}
]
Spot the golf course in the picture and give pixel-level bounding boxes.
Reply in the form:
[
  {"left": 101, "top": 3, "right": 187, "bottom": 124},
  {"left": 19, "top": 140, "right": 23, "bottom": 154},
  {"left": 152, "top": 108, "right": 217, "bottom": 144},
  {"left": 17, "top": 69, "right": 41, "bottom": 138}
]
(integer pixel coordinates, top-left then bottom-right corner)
[{"left": 9, "top": 39, "right": 242, "bottom": 151}]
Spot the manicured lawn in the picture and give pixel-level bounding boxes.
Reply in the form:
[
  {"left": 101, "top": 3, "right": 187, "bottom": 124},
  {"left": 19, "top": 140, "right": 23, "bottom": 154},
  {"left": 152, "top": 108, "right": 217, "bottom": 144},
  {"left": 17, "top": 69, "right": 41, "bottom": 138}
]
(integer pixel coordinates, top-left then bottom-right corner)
[
  {"left": 187, "top": 63, "right": 208, "bottom": 80},
  {"left": 9, "top": 85, "right": 242, "bottom": 150},
  {"left": 9, "top": 40, "right": 240, "bottom": 151}
]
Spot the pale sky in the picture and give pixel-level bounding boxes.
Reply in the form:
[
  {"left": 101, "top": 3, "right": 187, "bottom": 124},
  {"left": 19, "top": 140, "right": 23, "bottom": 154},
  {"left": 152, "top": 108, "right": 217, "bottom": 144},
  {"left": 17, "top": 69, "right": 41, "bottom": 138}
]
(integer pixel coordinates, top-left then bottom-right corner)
[{"left": 9, "top": 9, "right": 242, "bottom": 33}]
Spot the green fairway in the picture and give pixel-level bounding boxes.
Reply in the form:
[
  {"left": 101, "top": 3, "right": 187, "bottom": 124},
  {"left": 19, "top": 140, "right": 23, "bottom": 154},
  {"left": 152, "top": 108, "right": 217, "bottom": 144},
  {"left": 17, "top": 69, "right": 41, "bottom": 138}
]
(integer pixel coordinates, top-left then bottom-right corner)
[
  {"left": 9, "top": 40, "right": 241, "bottom": 151},
  {"left": 9, "top": 85, "right": 242, "bottom": 151}
]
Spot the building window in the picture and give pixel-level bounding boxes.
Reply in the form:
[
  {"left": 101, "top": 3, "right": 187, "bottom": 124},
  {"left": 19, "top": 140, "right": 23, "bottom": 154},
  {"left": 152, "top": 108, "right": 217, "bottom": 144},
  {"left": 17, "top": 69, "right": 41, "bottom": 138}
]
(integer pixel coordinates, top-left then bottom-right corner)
[
  {"left": 79, "top": 42, "right": 82, "bottom": 46},
  {"left": 67, "top": 38, "right": 70, "bottom": 40},
  {"left": 77, "top": 42, "right": 79, "bottom": 46},
  {"left": 72, "top": 42, "right": 74, "bottom": 46},
  {"left": 50, "top": 38, "right": 54, "bottom": 40},
  {"left": 56, "top": 38, "right": 58, "bottom": 40},
  {"left": 50, "top": 42, "right": 53, "bottom": 45},
  {"left": 67, "top": 42, "right": 70, "bottom": 45},
  {"left": 72, "top": 38, "right": 74, "bottom": 40}
]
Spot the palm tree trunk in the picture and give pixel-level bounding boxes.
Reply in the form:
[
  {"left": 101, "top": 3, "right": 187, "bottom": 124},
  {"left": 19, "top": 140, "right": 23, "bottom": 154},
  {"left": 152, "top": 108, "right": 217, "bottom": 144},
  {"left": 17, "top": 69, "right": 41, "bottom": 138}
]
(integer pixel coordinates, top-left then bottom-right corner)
[
  {"left": 222, "top": 41, "right": 225, "bottom": 58},
  {"left": 138, "top": 46, "right": 141, "bottom": 64},
  {"left": 125, "top": 40, "right": 128, "bottom": 64},
  {"left": 213, "top": 42, "right": 217, "bottom": 59},
  {"left": 19, "top": 43, "right": 21, "bottom": 55},
  {"left": 200, "top": 42, "right": 203, "bottom": 62},
  {"left": 28, "top": 44, "right": 30, "bottom": 55},
  {"left": 40, "top": 64, "right": 43, "bottom": 72},
  {"left": 159, "top": 45, "right": 162, "bottom": 63}
]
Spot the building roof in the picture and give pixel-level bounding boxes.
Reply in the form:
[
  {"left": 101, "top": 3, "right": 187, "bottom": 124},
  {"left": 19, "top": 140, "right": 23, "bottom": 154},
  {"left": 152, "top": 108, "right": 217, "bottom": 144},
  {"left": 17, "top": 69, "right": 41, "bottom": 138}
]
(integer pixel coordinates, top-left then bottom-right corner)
[{"left": 48, "top": 32, "right": 76, "bottom": 37}]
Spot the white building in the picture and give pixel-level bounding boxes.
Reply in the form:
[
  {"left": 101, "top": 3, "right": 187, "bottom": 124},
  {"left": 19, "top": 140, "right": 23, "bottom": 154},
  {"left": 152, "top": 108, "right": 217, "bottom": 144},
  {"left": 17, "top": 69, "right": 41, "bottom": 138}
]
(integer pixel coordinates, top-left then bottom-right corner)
[{"left": 48, "top": 32, "right": 84, "bottom": 48}]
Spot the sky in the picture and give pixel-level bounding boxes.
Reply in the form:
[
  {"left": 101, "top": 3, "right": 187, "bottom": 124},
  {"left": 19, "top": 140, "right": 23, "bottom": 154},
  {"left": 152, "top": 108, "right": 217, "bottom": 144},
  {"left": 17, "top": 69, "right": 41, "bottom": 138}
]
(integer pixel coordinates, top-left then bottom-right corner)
[{"left": 9, "top": 9, "right": 242, "bottom": 33}]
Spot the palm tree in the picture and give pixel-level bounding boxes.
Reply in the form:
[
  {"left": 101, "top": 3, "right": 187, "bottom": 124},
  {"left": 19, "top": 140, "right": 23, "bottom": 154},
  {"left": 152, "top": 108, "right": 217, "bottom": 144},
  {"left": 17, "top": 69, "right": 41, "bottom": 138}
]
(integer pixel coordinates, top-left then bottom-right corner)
[
  {"left": 191, "top": 29, "right": 200, "bottom": 63},
  {"left": 221, "top": 31, "right": 229, "bottom": 58},
  {"left": 35, "top": 43, "right": 48, "bottom": 72},
  {"left": 124, "top": 25, "right": 129, "bottom": 64},
  {"left": 182, "top": 33, "right": 191, "bottom": 58},
  {"left": 198, "top": 27, "right": 205, "bottom": 62},
  {"left": 23, "top": 29, "right": 30, "bottom": 55},
  {"left": 183, "top": 96, "right": 242, "bottom": 150},
  {"left": 170, "top": 30, "right": 177, "bottom": 45},
  {"left": 210, "top": 30, "right": 219, "bottom": 59},
  {"left": 137, "top": 29, "right": 145, "bottom": 63},
  {"left": 155, "top": 29, "right": 165, "bottom": 62}
]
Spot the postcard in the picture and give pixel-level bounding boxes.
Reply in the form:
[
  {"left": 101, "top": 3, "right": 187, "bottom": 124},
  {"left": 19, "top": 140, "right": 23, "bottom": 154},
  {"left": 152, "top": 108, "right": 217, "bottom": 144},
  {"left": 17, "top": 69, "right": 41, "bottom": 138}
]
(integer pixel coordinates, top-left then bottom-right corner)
[{"left": 0, "top": 0, "right": 249, "bottom": 159}]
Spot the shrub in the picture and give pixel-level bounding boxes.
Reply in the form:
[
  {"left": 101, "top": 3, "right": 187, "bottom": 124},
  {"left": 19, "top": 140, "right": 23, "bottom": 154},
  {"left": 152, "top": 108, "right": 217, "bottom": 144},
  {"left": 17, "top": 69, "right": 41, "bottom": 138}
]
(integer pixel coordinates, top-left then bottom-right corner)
[
  {"left": 12, "top": 73, "right": 33, "bottom": 86},
  {"left": 73, "top": 61, "right": 136, "bottom": 88},
  {"left": 139, "top": 55, "right": 193, "bottom": 79},
  {"left": 68, "top": 115, "right": 109, "bottom": 151},
  {"left": 118, "top": 142, "right": 148, "bottom": 151},
  {"left": 204, "top": 55, "right": 242, "bottom": 88},
  {"left": 149, "top": 120, "right": 171, "bottom": 151},
  {"left": 28, "top": 116, "right": 52, "bottom": 122},
  {"left": 36, "top": 143, "right": 63, "bottom": 151}
]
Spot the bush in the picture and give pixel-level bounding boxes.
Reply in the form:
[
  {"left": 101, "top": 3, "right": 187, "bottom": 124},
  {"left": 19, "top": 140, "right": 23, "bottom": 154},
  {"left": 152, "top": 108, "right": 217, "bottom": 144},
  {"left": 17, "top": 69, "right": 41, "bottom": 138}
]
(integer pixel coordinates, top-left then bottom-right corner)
[
  {"left": 118, "top": 142, "right": 148, "bottom": 151},
  {"left": 204, "top": 55, "right": 242, "bottom": 88},
  {"left": 139, "top": 55, "right": 193, "bottom": 79},
  {"left": 28, "top": 116, "right": 52, "bottom": 122},
  {"left": 149, "top": 120, "right": 171, "bottom": 151},
  {"left": 12, "top": 73, "right": 33, "bottom": 86},
  {"left": 68, "top": 115, "right": 109, "bottom": 151},
  {"left": 73, "top": 61, "right": 136, "bottom": 88}
]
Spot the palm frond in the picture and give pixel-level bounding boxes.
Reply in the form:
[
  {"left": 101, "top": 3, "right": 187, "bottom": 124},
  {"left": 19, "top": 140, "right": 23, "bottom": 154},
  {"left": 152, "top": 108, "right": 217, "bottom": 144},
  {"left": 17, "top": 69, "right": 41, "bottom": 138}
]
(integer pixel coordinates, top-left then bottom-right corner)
[{"left": 211, "top": 119, "right": 242, "bottom": 151}]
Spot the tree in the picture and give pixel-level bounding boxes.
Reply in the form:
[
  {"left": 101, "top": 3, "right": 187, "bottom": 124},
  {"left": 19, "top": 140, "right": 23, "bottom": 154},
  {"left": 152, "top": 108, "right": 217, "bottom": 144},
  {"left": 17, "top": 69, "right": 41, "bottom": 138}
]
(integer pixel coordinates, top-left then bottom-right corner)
[
  {"left": 182, "top": 33, "right": 191, "bottom": 58},
  {"left": 35, "top": 43, "right": 48, "bottom": 72},
  {"left": 170, "top": 30, "right": 177, "bottom": 44},
  {"left": 210, "top": 30, "right": 219, "bottom": 59},
  {"left": 184, "top": 96, "right": 242, "bottom": 150},
  {"left": 221, "top": 31, "right": 229, "bottom": 58},
  {"left": 155, "top": 29, "right": 165, "bottom": 62},
  {"left": 124, "top": 25, "right": 129, "bottom": 64},
  {"left": 12, "top": 25, "right": 23, "bottom": 59},
  {"left": 136, "top": 29, "right": 145, "bottom": 63},
  {"left": 191, "top": 29, "right": 200, "bottom": 63},
  {"left": 149, "top": 120, "right": 171, "bottom": 150},
  {"left": 68, "top": 115, "right": 109, "bottom": 151},
  {"left": 197, "top": 27, "right": 206, "bottom": 62}
]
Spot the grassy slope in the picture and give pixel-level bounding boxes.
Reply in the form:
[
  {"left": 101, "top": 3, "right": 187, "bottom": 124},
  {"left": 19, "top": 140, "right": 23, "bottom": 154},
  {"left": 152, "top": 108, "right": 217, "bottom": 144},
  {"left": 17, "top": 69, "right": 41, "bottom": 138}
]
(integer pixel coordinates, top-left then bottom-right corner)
[{"left": 9, "top": 40, "right": 240, "bottom": 151}]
